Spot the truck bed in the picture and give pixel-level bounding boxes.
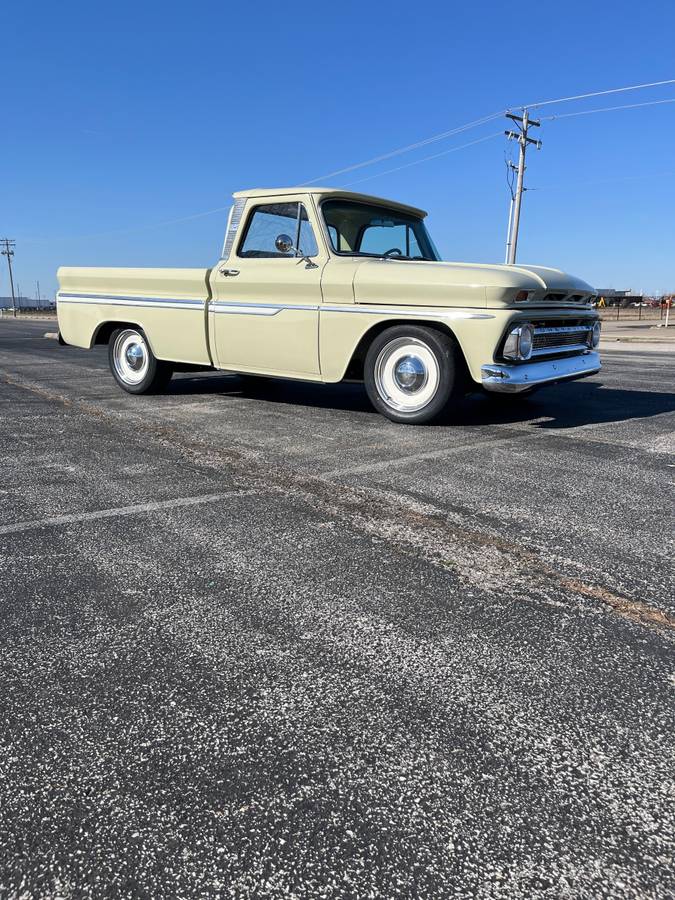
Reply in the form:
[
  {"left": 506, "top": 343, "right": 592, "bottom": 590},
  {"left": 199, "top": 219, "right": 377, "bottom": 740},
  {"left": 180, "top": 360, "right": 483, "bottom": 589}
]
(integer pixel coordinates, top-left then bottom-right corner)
[{"left": 57, "top": 267, "right": 212, "bottom": 366}]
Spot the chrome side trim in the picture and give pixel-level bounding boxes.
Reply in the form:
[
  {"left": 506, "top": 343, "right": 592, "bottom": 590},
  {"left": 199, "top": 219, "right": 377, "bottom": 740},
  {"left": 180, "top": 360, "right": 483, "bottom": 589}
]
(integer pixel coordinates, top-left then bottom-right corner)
[
  {"left": 322, "top": 305, "right": 494, "bottom": 320},
  {"left": 209, "top": 301, "right": 319, "bottom": 316},
  {"left": 57, "top": 293, "right": 204, "bottom": 311},
  {"left": 211, "top": 303, "right": 282, "bottom": 317},
  {"left": 482, "top": 351, "right": 601, "bottom": 393},
  {"left": 57, "top": 292, "right": 494, "bottom": 321}
]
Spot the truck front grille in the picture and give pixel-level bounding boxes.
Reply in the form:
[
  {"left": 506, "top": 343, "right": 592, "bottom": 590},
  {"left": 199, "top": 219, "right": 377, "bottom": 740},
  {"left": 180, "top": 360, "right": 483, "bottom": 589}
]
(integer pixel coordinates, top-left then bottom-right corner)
[{"left": 531, "top": 324, "right": 592, "bottom": 357}]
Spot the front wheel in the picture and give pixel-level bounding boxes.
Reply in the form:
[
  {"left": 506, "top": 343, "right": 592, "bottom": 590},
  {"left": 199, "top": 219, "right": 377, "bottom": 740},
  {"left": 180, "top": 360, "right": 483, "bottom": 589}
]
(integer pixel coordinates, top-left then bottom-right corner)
[
  {"left": 108, "top": 327, "right": 173, "bottom": 394},
  {"left": 364, "top": 325, "right": 465, "bottom": 424}
]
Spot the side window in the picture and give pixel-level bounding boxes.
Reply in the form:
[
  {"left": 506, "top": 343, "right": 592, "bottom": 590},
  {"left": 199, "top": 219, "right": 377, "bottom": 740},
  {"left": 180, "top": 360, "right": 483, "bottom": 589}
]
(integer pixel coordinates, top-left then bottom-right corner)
[{"left": 238, "top": 202, "right": 319, "bottom": 258}]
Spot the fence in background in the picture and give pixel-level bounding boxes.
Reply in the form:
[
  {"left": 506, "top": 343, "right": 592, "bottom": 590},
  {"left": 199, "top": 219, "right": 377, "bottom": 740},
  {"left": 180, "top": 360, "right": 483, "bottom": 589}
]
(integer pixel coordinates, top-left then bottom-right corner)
[{"left": 599, "top": 305, "right": 667, "bottom": 322}]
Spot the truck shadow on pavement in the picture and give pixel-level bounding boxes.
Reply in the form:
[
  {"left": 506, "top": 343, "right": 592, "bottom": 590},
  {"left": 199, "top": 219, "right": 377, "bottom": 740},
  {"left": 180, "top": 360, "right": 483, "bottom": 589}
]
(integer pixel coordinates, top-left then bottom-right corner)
[
  {"left": 166, "top": 373, "right": 675, "bottom": 430},
  {"left": 463, "top": 381, "right": 675, "bottom": 430}
]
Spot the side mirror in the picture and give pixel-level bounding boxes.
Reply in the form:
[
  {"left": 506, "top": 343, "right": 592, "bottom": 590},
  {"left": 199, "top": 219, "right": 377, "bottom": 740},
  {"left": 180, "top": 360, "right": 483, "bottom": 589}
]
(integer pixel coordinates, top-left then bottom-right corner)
[
  {"left": 274, "top": 232, "right": 318, "bottom": 269},
  {"left": 275, "top": 233, "right": 294, "bottom": 254}
]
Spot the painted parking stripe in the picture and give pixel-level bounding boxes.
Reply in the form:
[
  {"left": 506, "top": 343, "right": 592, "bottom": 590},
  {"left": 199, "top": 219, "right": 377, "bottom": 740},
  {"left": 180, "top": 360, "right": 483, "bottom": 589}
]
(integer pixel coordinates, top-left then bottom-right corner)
[{"left": 0, "top": 490, "right": 257, "bottom": 537}]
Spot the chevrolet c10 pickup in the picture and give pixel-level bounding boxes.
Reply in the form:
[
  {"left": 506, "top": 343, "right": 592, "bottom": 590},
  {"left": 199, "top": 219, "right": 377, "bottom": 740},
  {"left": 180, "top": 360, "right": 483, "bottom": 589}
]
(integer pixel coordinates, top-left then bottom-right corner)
[{"left": 57, "top": 187, "right": 601, "bottom": 424}]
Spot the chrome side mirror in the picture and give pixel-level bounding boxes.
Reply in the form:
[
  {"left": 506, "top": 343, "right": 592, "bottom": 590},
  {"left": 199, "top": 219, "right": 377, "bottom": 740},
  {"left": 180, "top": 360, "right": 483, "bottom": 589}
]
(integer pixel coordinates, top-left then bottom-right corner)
[
  {"left": 275, "top": 234, "right": 294, "bottom": 254},
  {"left": 274, "top": 232, "right": 318, "bottom": 269}
]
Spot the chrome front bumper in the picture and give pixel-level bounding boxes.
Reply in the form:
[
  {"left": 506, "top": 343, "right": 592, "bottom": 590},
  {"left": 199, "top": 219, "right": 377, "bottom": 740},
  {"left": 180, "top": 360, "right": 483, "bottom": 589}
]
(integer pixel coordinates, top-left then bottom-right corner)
[{"left": 481, "top": 351, "right": 601, "bottom": 393}]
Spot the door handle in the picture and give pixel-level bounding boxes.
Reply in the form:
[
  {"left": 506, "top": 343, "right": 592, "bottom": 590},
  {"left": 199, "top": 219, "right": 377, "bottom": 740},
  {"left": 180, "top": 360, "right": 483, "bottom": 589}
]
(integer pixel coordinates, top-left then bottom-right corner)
[{"left": 219, "top": 267, "right": 240, "bottom": 276}]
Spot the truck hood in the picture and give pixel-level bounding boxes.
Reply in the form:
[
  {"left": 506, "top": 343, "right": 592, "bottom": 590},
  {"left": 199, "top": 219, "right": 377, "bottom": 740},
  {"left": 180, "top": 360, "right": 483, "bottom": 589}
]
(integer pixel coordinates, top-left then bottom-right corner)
[{"left": 352, "top": 259, "right": 595, "bottom": 309}]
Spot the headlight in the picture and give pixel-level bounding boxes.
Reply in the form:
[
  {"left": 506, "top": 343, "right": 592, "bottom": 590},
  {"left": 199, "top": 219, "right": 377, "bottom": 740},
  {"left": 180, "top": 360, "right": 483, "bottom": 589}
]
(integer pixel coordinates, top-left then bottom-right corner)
[
  {"left": 588, "top": 321, "right": 601, "bottom": 348},
  {"left": 503, "top": 324, "right": 534, "bottom": 361}
]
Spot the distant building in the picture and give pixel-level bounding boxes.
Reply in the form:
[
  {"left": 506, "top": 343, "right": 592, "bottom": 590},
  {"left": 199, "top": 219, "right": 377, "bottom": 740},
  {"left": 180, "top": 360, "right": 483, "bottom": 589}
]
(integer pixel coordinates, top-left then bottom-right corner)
[
  {"left": 0, "top": 295, "right": 55, "bottom": 311},
  {"left": 596, "top": 289, "right": 643, "bottom": 308}
]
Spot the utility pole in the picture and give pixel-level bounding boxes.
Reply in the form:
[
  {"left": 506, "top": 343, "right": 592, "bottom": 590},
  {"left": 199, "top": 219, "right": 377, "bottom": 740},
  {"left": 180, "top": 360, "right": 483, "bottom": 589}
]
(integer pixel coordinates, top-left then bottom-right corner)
[
  {"left": 1, "top": 239, "right": 17, "bottom": 318},
  {"left": 504, "top": 110, "right": 541, "bottom": 264},
  {"left": 504, "top": 160, "right": 518, "bottom": 264},
  {"left": 36, "top": 280, "right": 41, "bottom": 309}
]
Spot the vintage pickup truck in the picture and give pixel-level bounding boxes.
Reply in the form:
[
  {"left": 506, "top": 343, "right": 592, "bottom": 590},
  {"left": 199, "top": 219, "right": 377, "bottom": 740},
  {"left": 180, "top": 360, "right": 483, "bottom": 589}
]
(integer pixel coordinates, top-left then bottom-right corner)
[{"left": 57, "top": 187, "right": 601, "bottom": 424}]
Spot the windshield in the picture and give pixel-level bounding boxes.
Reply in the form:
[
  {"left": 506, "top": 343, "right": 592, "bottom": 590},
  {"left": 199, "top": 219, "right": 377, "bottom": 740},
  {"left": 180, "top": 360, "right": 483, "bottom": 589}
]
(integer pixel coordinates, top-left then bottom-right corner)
[{"left": 321, "top": 199, "right": 440, "bottom": 261}]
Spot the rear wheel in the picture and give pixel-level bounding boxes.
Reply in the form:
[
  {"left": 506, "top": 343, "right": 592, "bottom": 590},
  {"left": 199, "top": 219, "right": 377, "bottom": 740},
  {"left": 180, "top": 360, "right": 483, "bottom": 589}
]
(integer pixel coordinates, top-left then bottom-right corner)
[
  {"left": 364, "top": 325, "right": 465, "bottom": 424},
  {"left": 108, "top": 327, "right": 173, "bottom": 394}
]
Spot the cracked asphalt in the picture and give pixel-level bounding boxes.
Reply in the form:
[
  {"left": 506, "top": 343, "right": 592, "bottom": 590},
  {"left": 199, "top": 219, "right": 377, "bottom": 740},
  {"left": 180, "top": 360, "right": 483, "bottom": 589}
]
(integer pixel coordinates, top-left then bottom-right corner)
[{"left": 0, "top": 318, "right": 674, "bottom": 899}]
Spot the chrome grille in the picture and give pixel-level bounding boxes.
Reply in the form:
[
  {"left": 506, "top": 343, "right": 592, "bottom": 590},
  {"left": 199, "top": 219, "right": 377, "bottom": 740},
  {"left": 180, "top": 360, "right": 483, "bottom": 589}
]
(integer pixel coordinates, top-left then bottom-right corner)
[{"left": 532, "top": 324, "right": 592, "bottom": 357}]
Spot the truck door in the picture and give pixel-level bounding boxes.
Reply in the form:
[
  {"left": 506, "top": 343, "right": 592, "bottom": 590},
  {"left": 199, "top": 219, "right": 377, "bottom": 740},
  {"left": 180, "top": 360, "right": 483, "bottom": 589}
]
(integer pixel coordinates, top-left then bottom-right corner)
[{"left": 209, "top": 197, "right": 326, "bottom": 378}]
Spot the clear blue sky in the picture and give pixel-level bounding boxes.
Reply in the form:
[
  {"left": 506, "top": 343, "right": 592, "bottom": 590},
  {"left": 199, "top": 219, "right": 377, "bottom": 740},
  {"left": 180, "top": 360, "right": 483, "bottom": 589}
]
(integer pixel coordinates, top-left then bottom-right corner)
[{"left": 3, "top": 0, "right": 674, "bottom": 298}]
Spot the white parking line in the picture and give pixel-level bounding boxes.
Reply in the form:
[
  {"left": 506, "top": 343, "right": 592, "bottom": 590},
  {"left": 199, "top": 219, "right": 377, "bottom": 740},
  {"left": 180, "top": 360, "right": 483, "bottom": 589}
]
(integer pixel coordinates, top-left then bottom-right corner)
[
  {"left": 0, "top": 490, "right": 254, "bottom": 536},
  {"left": 322, "top": 434, "right": 524, "bottom": 478}
]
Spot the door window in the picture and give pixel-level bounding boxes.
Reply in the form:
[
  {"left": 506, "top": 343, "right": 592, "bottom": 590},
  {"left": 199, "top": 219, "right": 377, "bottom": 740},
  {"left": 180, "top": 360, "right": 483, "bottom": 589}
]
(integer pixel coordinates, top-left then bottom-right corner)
[{"left": 238, "top": 202, "right": 319, "bottom": 258}]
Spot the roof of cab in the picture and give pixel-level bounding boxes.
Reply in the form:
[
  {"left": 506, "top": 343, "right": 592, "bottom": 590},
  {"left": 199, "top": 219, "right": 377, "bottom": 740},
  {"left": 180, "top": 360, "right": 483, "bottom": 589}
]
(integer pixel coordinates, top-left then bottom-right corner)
[{"left": 231, "top": 187, "right": 427, "bottom": 218}]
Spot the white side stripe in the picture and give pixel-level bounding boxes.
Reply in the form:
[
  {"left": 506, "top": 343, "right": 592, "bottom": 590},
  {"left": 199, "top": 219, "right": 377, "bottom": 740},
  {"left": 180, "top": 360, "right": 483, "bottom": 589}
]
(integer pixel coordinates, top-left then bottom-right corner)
[
  {"left": 58, "top": 295, "right": 203, "bottom": 311},
  {"left": 57, "top": 293, "right": 494, "bottom": 320},
  {"left": 322, "top": 305, "right": 494, "bottom": 320}
]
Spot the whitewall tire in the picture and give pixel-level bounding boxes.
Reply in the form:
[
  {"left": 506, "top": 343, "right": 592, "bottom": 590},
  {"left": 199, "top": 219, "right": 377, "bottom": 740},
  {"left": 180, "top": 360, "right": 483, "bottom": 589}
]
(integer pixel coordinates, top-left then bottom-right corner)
[
  {"left": 364, "top": 325, "right": 465, "bottom": 424},
  {"left": 108, "top": 327, "right": 173, "bottom": 394}
]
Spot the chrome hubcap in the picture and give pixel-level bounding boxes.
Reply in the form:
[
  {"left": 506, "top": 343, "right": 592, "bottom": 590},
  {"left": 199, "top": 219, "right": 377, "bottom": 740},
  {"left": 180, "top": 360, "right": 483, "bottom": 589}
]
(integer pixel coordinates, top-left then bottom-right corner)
[
  {"left": 125, "top": 343, "right": 145, "bottom": 370},
  {"left": 113, "top": 329, "right": 149, "bottom": 385},
  {"left": 374, "top": 338, "right": 440, "bottom": 412},
  {"left": 393, "top": 355, "right": 427, "bottom": 393}
]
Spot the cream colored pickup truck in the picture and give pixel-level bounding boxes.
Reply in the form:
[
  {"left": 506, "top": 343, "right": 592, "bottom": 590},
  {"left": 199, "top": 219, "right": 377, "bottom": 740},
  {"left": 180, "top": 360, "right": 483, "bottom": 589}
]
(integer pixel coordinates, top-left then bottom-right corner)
[{"left": 57, "top": 187, "right": 601, "bottom": 424}]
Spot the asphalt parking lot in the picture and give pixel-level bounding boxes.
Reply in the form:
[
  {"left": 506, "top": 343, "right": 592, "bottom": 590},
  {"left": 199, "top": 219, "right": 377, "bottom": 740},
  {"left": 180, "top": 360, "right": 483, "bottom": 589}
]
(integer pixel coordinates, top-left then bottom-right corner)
[{"left": 1, "top": 318, "right": 674, "bottom": 899}]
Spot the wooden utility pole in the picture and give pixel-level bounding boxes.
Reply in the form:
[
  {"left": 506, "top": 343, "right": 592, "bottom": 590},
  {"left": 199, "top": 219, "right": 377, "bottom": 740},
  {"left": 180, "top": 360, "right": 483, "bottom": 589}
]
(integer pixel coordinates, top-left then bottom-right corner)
[
  {"left": 1, "top": 239, "right": 17, "bottom": 317},
  {"left": 504, "top": 111, "right": 541, "bottom": 264}
]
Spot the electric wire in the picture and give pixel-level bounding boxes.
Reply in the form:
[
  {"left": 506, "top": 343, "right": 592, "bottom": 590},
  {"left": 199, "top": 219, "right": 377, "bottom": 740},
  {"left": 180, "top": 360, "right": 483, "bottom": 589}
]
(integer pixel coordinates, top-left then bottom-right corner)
[
  {"left": 538, "top": 96, "right": 675, "bottom": 121},
  {"left": 302, "top": 111, "right": 505, "bottom": 184},
  {"left": 19, "top": 205, "right": 233, "bottom": 244},
  {"left": 344, "top": 132, "right": 503, "bottom": 186},
  {"left": 522, "top": 78, "right": 675, "bottom": 110},
  {"left": 15, "top": 79, "right": 675, "bottom": 241}
]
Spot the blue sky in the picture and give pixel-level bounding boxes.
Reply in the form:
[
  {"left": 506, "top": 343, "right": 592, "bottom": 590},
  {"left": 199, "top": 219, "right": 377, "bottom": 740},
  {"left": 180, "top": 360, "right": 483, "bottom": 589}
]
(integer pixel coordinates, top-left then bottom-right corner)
[{"left": 3, "top": 0, "right": 674, "bottom": 298}]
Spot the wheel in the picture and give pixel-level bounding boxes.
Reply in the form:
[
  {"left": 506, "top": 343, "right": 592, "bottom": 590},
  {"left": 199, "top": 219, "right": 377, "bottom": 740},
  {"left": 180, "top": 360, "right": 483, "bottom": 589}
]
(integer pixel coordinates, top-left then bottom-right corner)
[
  {"left": 108, "top": 327, "right": 173, "bottom": 394},
  {"left": 364, "top": 325, "right": 465, "bottom": 424}
]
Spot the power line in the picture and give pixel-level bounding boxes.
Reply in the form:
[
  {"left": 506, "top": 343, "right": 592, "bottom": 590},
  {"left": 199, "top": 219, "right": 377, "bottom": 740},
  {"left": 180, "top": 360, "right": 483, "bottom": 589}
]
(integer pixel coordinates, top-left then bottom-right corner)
[
  {"left": 303, "top": 111, "right": 505, "bottom": 184},
  {"left": 344, "top": 132, "right": 503, "bottom": 186},
  {"left": 19, "top": 133, "right": 505, "bottom": 242},
  {"left": 310, "top": 79, "right": 675, "bottom": 188},
  {"left": 12, "top": 78, "right": 675, "bottom": 244},
  {"left": 502, "top": 82, "right": 674, "bottom": 262},
  {"left": 20, "top": 205, "right": 233, "bottom": 244},
  {"left": 523, "top": 78, "right": 675, "bottom": 110},
  {"left": 539, "top": 96, "right": 675, "bottom": 121}
]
